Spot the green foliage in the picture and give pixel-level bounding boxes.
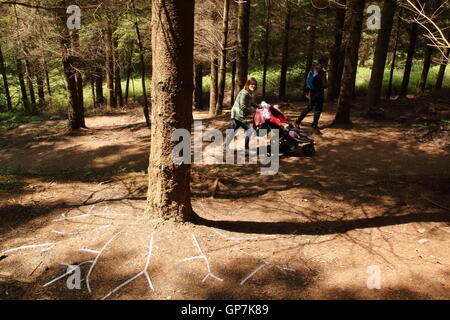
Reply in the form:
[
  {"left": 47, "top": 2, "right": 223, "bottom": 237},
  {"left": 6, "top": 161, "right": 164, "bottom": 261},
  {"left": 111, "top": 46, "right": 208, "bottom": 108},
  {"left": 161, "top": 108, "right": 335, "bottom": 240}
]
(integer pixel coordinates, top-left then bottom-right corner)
[
  {"left": 0, "top": 180, "right": 25, "bottom": 192},
  {"left": 0, "top": 111, "right": 48, "bottom": 131},
  {"left": 0, "top": 165, "right": 24, "bottom": 176},
  {"left": 418, "top": 120, "right": 450, "bottom": 131},
  {"left": 201, "top": 62, "right": 449, "bottom": 99},
  {"left": 356, "top": 64, "right": 450, "bottom": 95}
]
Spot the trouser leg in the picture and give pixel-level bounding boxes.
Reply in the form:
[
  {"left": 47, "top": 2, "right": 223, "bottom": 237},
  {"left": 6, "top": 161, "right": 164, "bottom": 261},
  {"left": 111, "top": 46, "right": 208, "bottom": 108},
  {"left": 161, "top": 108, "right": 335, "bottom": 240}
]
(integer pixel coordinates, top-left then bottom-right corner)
[
  {"left": 297, "top": 98, "right": 313, "bottom": 124},
  {"left": 224, "top": 120, "right": 239, "bottom": 149},
  {"left": 225, "top": 119, "right": 251, "bottom": 150},
  {"left": 242, "top": 122, "right": 251, "bottom": 150},
  {"left": 312, "top": 97, "right": 324, "bottom": 128}
]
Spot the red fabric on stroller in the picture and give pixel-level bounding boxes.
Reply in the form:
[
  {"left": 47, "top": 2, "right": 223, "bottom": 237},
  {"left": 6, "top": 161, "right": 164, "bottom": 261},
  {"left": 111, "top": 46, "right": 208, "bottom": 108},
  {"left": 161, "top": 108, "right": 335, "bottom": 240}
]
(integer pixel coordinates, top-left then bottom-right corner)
[{"left": 254, "top": 105, "right": 288, "bottom": 129}]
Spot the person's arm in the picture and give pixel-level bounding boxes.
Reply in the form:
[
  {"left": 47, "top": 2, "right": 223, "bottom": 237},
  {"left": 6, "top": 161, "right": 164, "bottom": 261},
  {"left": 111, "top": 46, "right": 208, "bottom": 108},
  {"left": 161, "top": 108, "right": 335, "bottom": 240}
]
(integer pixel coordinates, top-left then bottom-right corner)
[{"left": 240, "top": 91, "right": 251, "bottom": 111}]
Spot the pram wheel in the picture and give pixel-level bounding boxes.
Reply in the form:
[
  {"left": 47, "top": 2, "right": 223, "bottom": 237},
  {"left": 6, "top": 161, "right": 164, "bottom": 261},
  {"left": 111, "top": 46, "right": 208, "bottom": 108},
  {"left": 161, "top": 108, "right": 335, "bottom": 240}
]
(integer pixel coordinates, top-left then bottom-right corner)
[{"left": 302, "top": 144, "right": 315, "bottom": 157}]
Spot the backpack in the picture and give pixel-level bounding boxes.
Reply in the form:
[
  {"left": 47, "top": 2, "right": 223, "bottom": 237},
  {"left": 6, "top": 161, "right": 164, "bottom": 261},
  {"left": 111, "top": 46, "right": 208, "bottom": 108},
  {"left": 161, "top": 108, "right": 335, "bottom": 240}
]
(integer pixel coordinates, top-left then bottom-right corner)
[{"left": 306, "top": 68, "right": 322, "bottom": 92}]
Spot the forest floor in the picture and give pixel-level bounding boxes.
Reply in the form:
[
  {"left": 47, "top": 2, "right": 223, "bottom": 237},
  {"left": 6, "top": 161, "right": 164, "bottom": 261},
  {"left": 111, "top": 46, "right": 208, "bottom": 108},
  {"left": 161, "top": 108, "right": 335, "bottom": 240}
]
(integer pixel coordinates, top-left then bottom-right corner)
[{"left": 0, "top": 90, "right": 449, "bottom": 300}]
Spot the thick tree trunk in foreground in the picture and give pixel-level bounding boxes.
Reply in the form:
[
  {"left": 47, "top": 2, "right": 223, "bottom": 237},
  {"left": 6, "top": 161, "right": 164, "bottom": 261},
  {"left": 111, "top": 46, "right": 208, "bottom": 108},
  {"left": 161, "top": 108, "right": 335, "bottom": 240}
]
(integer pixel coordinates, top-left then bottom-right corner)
[
  {"left": 146, "top": 0, "right": 195, "bottom": 222},
  {"left": 366, "top": 0, "right": 396, "bottom": 108},
  {"left": 0, "top": 45, "right": 12, "bottom": 111},
  {"left": 333, "top": 0, "right": 366, "bottom": 125},
  {"left": 399, "top": 22, "right": 418, "bottom": 98},
  {"left": 279, "top": 0, "right": 291, "bottom": 100},
  {"left": 327, "top": 0, "right": 346, "bottom": 102},
  {"left": 236, "top": 0, "right": 250, "bottom": 93},
  {"left": 216, "top": 0, "right": 230, "bottom": 115}
]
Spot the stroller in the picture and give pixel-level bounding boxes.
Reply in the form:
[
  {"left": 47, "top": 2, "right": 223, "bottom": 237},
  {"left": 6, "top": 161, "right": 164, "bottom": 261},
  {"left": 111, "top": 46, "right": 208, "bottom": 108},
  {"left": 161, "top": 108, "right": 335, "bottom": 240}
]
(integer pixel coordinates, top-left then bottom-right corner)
[{"left": 253, "top": 102, "right": 315, "bottom": 156}]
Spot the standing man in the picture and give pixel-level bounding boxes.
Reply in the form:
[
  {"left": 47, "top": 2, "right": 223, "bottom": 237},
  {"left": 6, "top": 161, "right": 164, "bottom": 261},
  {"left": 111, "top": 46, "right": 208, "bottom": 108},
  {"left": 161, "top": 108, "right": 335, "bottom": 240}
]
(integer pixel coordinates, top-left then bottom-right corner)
[{"left": 296, "top": 56, "right": 329, "bottom": 129}]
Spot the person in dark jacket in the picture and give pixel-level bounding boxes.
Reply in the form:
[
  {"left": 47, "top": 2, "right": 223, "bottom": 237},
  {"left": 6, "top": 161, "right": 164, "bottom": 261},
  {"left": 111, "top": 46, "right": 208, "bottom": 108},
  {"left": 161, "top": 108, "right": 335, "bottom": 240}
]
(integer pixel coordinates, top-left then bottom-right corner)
[{"left": 296, "top": 56, "right": 329, "bottom": 129}]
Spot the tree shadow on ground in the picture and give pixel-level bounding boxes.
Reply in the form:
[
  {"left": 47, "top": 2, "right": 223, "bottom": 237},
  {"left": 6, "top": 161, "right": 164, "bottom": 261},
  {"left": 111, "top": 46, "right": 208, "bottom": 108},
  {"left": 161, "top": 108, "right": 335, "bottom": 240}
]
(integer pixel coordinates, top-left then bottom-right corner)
[{"left": 192, "top": 211, "right": 449, "bottom": 236}]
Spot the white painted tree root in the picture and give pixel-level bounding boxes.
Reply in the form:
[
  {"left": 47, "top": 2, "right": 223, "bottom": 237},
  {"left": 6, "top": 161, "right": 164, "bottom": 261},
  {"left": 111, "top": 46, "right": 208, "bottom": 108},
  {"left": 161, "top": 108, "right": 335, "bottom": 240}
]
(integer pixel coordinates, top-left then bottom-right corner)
[
  {"left": 53, "top": 206, "right": 129, "bottom": 222},
  {"left": 239, "top": 250, "right": 296, "bottom": 286},
  {"left": 85, "top": 231, "right": 122, "bottom": 294},
  {"left": 182, "top": 234, "right": 224, "bottom": 283},
  {"left": 101, "top": 234, "right": 155, "bottom": 300},
  {"left": 52, "top": 224, "right": 111, "bottom": 236},
  {"left": 43, "top": 261, "right": 94, "bottom": 287},
  {"left": 2, "top": 242, "right": 61, "bottom": 255}
]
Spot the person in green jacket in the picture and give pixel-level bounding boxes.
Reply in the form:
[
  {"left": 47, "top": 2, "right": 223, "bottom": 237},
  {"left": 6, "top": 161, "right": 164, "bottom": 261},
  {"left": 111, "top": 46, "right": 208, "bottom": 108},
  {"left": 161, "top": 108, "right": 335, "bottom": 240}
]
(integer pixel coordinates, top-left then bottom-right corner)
[{"left": 224, "top": 78, "right": 259, "bottom": 153}]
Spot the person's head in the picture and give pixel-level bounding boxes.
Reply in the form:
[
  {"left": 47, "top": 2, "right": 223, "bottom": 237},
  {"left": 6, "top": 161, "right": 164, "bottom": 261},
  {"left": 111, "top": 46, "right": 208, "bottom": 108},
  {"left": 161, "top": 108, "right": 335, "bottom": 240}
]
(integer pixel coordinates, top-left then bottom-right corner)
[
  {"left": 318, "top": 56, "right": 329, "bottom": 68},
  {"left": 244, "top": 78, "right": 258, "bottom": 92}
]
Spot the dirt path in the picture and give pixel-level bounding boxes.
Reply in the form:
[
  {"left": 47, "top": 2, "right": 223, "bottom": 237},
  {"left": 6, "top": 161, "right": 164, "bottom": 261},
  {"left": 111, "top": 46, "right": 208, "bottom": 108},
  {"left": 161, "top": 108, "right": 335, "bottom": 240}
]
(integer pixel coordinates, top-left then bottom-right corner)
[{"left": 0, "top": 98, "right": 449, "bottom": 300}]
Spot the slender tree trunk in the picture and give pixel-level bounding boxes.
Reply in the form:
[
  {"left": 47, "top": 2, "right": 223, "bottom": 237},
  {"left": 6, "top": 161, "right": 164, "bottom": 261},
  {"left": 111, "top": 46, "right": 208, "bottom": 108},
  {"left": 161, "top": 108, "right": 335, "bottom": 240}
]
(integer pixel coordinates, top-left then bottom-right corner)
[
  {"left": 132, "top": 0, "right": 150, "bottom": 126},
  {"left": 435, "top": 48, "right": 449, "bottom": 91},
  {"left": 231, "top": 60, "right": 236, "bottom": 105},
  {"left": 24, "top": 60, "right": 36, "bottom": 113},
  {"left": 236, "top": 0, "right": 251, "bottom": 93},
  {"left": 95, "top": 67, "right": 104, "bottom": 106},
  {"left": 72, "top": 31, "right": 84, "bottom": 117},
  {"left": 209, "top": 55, "right": 218, "bottom": 116},
  {"left": 43, "top": 56, "right": 52, "bottom": 97},
  {"left": 367, "top": 0, "right": 396, "bottom": 108},
  {"left": 216, "top": 0, "right": 230, "bottom": 115},
  {"left": 56, "top": 4, "right": 86, "bottom": 130},
  {"left": 194, "top": 63, "right": 203, "bottom": 110},
  {"left": 399, "top": 22, "right": 418, "bottom": 98},
  {"left": 417, "top": 0, "right": 442, "bottom": 94},
  {"left": 105, "top": 19, "right": 116, "bottom": 109},
  {"left": 13, "top": 5, "right": 34, "bottom": 113},
  {"left": 333, "top": 0, "right": 366, "bottom": 125},
  {"left": 113, "top": 36, "right": 124, "bottom": 107},
  {"left": 327, "top": 0, "right": 346, "bottom": 102},
  {"left": 36, "top": 72, "right": 45, "bottom": 105},
  {"left": 91, "top": 79, "right": 96, "bottom": 108},
  {"left": 146, "top": 0, "right": 195, "bottom": 222},
  {"left": 125, "top": 42, "right": 134, "bottom": 104},
  {"left": 387, "top": 6, "right": 402, "bottom": 99},
  {"left": 114, "top": 64, "right": 124, "bottom": 107},
  {"left": 0, "top": 45, "right": 12, "bottom": 111},
  {"left": 303, "top": 8, "right": 318, "bottom": 97},
  {"left": 279, "top": 0, "right": 291, "bottom": 100},
  {"left": 417, "top": 46, "right": 433, "bottom": 94},
  {"left": 16, "top": 59, "right": 30, "bottom": 113},
  {"left": 262, "top": 0, "right": 271, "bottom": 99}
]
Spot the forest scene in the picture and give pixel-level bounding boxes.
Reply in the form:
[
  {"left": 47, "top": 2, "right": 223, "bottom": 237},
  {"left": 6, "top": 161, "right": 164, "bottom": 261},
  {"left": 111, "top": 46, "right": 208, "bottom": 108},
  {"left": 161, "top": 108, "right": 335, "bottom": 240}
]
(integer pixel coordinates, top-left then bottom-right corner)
[{"left": 0, "top": 0, "right": 449, "bottom": 301}]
